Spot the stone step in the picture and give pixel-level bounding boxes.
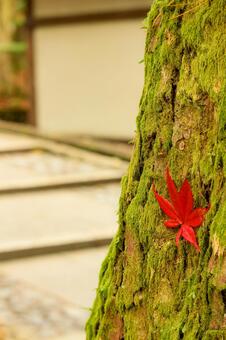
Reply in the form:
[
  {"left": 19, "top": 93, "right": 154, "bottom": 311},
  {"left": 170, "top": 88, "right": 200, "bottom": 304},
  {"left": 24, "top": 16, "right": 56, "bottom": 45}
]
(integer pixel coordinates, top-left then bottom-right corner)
[
  {"left": 0, "top": 131, "right": 127, "bottom": 193},
  {"left": 0, "top": 247, "right": 108, "bottom": 340},
  {"left": 0, "top": 184, "right": 120, "bottom": 259}
]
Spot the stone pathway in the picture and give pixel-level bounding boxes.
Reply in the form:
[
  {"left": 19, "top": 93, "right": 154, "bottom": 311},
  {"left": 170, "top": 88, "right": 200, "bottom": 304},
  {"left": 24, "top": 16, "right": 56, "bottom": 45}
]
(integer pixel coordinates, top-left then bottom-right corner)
[
  {"left": 57, "top": 134, "right": 133, "bottom": 161},
  {"left": 0, "top": 184, "right": 120, "bottom": 256},
  {"left": 0, "top": 127, "right": 123, "bottom": 339},
  {"left": 0, "top": 150, "right": 105, "bottom": 182},
  {"left": 0, "top": 247, "right": 108, "bottom": 340},
  {"left": 0, "top": 129, "right": 124, "bottom": 257},
  {"left": 0, "top": 132, "right": 39, "bottom": 153},
  {"left": 0, "top": 131, "right": 127, "bottom": 192},
  {"left": 0, "top": 275, "right": 83, "bottom": 339}
]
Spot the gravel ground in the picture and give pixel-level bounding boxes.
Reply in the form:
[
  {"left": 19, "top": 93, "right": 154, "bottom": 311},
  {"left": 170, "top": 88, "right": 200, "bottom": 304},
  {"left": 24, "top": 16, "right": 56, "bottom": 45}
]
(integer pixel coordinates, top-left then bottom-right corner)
[
  {"left": 0, "top": 275, "right": 84, "bottom": 339},
  {"left": 0, "top": 247, "right": 109, "bottom": 340}
]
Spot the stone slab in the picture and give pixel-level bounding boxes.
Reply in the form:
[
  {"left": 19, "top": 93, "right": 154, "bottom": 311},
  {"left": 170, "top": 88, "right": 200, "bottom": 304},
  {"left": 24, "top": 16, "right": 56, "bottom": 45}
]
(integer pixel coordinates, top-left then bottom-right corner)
[
  {"left": 0, "top": 275, "right": 84, "bottom": 339},
  {"left": 0, "top": 132, "right": 40, "bottom": 153},
  {"left": 0, "top": 184, "right": 120, "bottom": 256},
  {"left": 0, "top": 149, "right": 124, "bottom": 192},
  {"left": 0, "top": 247, "right": 108, "bottom": 339},
  {"left": 57, "top": 134, "right": 133, "bottom": 160},
  {"left": 0, "top": 130, "right": 128, "bottom": 192}
]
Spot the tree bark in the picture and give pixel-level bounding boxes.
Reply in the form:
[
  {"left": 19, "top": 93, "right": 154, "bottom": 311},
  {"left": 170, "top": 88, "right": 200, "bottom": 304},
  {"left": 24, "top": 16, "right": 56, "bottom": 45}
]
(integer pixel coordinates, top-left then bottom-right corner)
[{"left": 86, "top": 0, "right": 226, "bottom": 339}]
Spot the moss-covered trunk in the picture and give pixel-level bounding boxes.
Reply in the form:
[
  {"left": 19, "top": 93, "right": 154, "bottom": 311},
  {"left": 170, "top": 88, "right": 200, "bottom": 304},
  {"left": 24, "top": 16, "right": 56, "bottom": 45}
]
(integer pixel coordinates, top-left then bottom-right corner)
[{"left": 86, "top": 0, "right": 226, "bottom": 339}]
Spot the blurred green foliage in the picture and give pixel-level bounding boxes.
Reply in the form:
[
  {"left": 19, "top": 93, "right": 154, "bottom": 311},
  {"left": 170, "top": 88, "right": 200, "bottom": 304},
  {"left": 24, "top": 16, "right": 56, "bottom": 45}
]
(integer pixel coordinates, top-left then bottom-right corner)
[
  {"left": 0, "top": 42, "right": 27, "bottom": 53},
  {"left": 0, "top": 0, "right": 28, "bottom": 122}
]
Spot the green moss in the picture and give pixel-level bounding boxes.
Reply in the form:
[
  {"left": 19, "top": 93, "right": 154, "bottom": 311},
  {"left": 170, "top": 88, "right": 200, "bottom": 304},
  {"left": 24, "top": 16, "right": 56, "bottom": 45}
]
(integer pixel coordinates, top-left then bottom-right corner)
[
  {"left": 86, "top": 0, "right": 226, "bottom": 338},
  {"left": 203, "top": 330, "right": 226, "bottom": 340}
]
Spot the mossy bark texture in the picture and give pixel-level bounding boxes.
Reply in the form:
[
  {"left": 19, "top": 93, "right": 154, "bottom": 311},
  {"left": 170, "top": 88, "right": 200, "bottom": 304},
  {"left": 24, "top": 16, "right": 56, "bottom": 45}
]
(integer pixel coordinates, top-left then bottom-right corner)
[{"left": 86, "top": 0, "right": 226, "bottom": 339}]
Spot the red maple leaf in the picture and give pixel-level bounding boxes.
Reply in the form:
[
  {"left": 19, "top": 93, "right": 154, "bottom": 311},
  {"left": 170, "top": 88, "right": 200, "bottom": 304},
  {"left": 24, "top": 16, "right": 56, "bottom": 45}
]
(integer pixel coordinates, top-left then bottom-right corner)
[{"left": 153, "top": 168, "right": 209, "bottom": 252}]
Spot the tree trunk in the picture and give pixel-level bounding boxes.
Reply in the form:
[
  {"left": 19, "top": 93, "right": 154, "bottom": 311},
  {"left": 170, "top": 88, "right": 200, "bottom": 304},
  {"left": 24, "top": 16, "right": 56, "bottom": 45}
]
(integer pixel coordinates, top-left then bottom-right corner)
[{"left": 86, "top": 0, "right": 226, "bottom": 339}]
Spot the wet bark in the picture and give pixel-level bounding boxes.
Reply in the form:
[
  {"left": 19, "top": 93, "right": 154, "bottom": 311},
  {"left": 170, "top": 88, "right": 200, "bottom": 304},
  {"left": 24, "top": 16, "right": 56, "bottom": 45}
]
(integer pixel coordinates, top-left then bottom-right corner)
[{"left": 86, "top": 0, "right": 226, "bottom": 339}]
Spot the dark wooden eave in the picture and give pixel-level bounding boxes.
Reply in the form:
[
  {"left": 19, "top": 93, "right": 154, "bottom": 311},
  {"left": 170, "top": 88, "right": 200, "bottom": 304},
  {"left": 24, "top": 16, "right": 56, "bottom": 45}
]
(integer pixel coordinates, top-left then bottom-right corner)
[{"left": 27, "top": 7, "right": 149, "bottom": 28}]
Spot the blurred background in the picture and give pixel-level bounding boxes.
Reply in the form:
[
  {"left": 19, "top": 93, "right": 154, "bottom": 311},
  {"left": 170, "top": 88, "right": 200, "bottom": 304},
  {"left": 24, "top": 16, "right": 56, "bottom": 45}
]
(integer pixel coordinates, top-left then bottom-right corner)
[{"left": 0, "top": 0, "right": 149, "bottom": 339}]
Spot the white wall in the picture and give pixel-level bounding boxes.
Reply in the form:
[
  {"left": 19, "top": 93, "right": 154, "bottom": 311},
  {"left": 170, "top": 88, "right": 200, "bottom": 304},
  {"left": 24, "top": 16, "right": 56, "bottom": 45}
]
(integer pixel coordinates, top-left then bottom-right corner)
[{"left": 34, "top": 18, "right": 146, "bottom": 138}]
